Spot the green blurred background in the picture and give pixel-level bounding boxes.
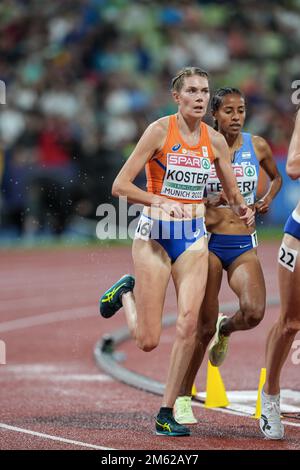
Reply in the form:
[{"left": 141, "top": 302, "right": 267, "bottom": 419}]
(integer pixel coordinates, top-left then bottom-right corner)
[{"left": 0, "top": 0, "right": 299, "bottom": 248}]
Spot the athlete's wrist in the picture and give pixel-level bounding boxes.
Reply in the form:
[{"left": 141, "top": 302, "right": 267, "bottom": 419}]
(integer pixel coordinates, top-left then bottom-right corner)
[
  {"left": 151, "top": 194, "right": 166, "bottom": 208},
  {"left": 231, "top": 194, "right": 246, "bottom": 213}
]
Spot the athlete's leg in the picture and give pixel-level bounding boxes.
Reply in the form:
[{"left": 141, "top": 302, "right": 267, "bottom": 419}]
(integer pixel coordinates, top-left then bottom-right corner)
[
  {"left": 179, "top": 252, "right": 223, "bottom": 396},
  {"left": 207, "top": 250, "right": 265, "bottom": 367},
  {"left": 123, "top": 238, "right": 171, "bottom": 351},
  {"left": 221, "top": 250, "right": 266, "bottom": 335},
  {"left": 161, "top": 237, "right": 209, "bottom": 408},
  {"left": 259, "top": 234, "right": 299, "bottom": 440},
  {"left": 264, "top": 234, "right": 300, "bottom": 395}
]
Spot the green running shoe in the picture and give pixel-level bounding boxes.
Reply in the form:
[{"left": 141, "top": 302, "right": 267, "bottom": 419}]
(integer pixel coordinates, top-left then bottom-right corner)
[
  {"left": 99, "top": 274, "right": 135, "bottom": 318},
  {"left": 208, "top": 313, "right": 229, "bottom": 367},
  {"left": 155, "top": 414, "right": 190, "bottom": 437},
  {"left": 174, "top": 396, "right": 198, "bottom": 425}
]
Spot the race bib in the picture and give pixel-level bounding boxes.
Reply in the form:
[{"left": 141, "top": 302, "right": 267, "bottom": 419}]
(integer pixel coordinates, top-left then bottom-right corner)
[
  {"left": 161, "top": 153, "right": 211, "bottom": 200},
  {"left": 135, "top": 215, "right": 153, "bottom": 241},
  {"left": 278, "top": 241, "right": 298, "bottom": 272},
  {"left": 206, "top": 163, "right": 257, "bottom": 206},
  {"left": 251, "top": 231, "right": 258, "bottom": 248}
]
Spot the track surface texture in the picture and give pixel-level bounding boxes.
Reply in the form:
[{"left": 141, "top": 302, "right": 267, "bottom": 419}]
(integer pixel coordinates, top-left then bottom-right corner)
[{"left": 0, "top": 243, "right": 300, "bottom": 450}]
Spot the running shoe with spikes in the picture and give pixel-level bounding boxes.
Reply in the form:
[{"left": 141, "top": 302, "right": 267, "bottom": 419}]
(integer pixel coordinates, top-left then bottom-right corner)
[
  {"left": 155, "top": 414, "right": 190, "bottom": 437},
  {"left": 208, "top": 313, "right": 229, "bottom": 367},
  {"left": 259, "top": 390, "right": 284, "bottom": 440},
  {"left": 174, "top": 396, "right": 198, "bottom": 425},
  {"left": 99, "top": 274, "right": 135, "bottom": 318}
]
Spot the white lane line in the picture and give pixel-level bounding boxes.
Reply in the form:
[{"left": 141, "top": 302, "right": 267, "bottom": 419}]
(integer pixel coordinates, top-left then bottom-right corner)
[
  {"left": 0, "top": 279, "right": 98, "bottom": 295},
  {"left": 197, "top": 389, "right": 300, "bottom": 410},
  {"left": 192, "top": 399, "right": 300, "bottom": 428},
  {"left": 0, "top": 374, "right": 113, "bottom": 383},
  {"left": 0, "top": 305, "right": 96, "bottom": 333},
  {"left": 0, "top": 364, "right": 114, "bottom": 382},
  {"left": 0, "top": 293, "right": 97, "bottom": 312},
  {"left": 48, "top": 374, "right": 113, "bottom": 382},
  {"left": 0, "top": 423, "right": 115, "bottom": 450}
]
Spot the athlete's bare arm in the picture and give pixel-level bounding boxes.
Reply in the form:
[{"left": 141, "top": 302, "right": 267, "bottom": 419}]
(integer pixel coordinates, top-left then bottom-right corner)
[
  {"left": 209, "top": 128, "right": 255, "bottom": 226},
  {"left": 252, "top": 136, "right": 282, "bottom": 214},
  {"left": 286, "top": 109, "right": 300, "bottom": 179},
  {"left": 112, "top": 119, "right": 166, "bottom": 204},
  {"left": 112, "top": 118, "right": 186, "bottom": 218}
]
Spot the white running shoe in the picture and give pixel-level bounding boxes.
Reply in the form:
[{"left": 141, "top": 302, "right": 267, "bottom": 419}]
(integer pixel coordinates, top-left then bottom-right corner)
[
  {"left": 208, "top": 313, "right": 229, "bottom": 367},
  {"left": 174, "top": 396, "right": 198, "bottom": 425},
  {"left": 259, "top": 390, "right": 284, "bottom": 440}
]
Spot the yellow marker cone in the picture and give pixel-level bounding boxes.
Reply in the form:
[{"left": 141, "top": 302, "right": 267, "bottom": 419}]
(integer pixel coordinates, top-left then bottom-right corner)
[
  {"left": 191, "top": 383, "right": 197, "bottom": 397},
  {"left": 204, "top": 360, "right": 229, "bottom": 408},
  {"left": 253, "top": 367, "right": 266, "bottom": 419}
]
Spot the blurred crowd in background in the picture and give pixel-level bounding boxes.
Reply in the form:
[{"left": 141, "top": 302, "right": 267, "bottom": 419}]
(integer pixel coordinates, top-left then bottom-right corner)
[{"left": 0, "top": 0, "right": 300, "bottom": 241}]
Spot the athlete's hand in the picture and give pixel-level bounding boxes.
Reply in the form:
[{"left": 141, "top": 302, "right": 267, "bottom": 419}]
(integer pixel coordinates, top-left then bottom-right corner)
[
  {"left": 238, "top": 204, "right": 256, "bottom": 227},
  {"left": 255, "top": 196, "right": 271, "bottom": 214},
  {"left": 157, "top": 199, "right": 192, "bottom": 218},
  {"left": 160, "top": 200, "right": 190, "bottom": 218},
  {"left": 152, "top": 195, "right": 193, "bottom": 218}
]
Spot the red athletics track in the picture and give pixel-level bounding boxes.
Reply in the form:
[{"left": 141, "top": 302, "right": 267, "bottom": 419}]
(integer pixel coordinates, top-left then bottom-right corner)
[{"left": 0, "top": 242, "right": 300, "bottom": 450}]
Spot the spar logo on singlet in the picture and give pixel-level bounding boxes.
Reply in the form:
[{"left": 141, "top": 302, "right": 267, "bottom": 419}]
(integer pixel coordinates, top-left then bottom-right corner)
[
  {"left": 161, "top": 153, "right": 211, "bottom": 200},
  {"left": 206, "top": 162, "right": 258, "bottom": 205}
]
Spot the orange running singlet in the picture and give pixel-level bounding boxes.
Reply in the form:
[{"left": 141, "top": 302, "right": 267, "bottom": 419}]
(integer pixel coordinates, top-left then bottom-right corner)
[{"left": 146, "top": 114, "right": 215, "bottom": 203}]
